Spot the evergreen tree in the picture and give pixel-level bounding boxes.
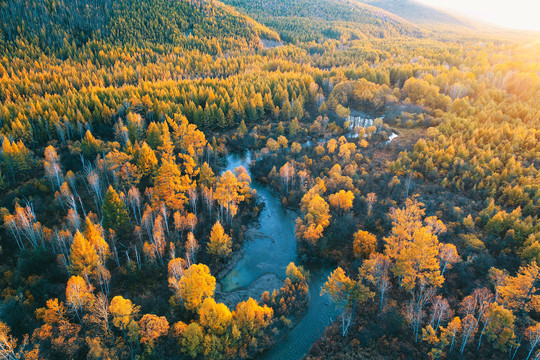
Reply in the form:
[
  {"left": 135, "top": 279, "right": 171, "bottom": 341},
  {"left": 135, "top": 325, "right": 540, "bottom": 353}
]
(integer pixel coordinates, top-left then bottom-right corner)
[{"left": 102, "top": 186, "right": 131, "bottom": 235}]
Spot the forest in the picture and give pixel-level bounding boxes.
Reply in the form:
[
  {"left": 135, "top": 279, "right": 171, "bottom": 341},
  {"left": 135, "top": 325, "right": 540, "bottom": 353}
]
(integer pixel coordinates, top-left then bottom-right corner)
[{"left": 0, "top": 0, "right": 539, "bottom": 359}]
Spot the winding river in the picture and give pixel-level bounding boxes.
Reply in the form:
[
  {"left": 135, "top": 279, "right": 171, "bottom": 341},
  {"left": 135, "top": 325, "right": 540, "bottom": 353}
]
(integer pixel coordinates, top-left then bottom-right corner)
[
  {"left": 219, "top": 110, "right": 401, "bottom": 359},
  {"left": 220, "top": 151, "right": 339, "bottom": 360}
]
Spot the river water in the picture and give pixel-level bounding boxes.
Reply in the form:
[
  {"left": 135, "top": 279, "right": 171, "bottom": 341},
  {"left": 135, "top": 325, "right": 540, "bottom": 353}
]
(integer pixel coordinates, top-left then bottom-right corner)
[{"left": 220, "top": 151, "right": 339, "bottom": 360}]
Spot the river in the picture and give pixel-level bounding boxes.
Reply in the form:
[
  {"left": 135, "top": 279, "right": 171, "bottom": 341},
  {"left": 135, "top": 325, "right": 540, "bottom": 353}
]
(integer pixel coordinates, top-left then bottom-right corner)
[
  {"left": 219, "top": 110, "right": 400, "bottom": 359},
  {"left": 220, "top": 151, "right": 339, "bottom": 360}
]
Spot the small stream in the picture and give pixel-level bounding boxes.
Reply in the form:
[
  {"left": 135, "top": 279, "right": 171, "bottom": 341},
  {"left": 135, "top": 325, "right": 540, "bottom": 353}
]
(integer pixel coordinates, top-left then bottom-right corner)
[{"left": 221, "top": 151, "right": 339, "bottom": 360}]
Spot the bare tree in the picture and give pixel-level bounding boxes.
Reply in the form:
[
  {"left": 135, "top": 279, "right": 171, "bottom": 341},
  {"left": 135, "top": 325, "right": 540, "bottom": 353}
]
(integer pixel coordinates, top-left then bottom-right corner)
[
  {"left": 429, "top": 296, "right": 451, "bottom": 330},
  {"left": 127, "top": 186, "right": 142, "bottom": 224}
]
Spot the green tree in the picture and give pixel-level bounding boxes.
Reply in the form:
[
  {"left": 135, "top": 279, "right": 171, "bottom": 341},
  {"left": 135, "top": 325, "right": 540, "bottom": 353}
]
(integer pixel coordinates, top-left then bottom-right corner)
[{"left": 102, "top": 185, "right": 131, "bottom": 235}]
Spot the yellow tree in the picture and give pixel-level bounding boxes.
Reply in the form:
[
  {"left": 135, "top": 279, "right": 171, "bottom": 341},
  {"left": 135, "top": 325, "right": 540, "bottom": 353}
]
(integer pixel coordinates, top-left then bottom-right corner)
[
  {"left": 138, "top": 314, "right": 170, "bottom": 345},
  {"left": 33, "top": 298, "right": 83, "bottom": 358},
  {"left": 198, "top": 297, "right": 232, "bottom": 335},
  {"left": 234, "top": 166, "right": 252, "bottom": 199},
  {"left": 296, "top": 181, "right": 331, "bottom": 246},
  {"left": 110, "top": 296, "right": 139, "bottom": 333},
  {"left": 384, "top": 198, "right": 445, "bottom": 342},
  {"left": 214, "top": 170, "right": 243, "bottom": 226},
  {"left": 398, "top": 226, "right": 443, "bottom": 291},
  {"left": 207, "top": 221, "right": 232, "bottom": 262},
  {"left": 173, "top": 113, "right": 207, "bottom": 158},
  {"left": 306, "top": 195, "right": 331, "bottom": 240},
  {"left": 497, "top": 262, "right": 540, "bottom": 313},
  {"left": 83, "top": 217, "right": 110, "bottom": 259},
  {"left": 353, "top": 230, "right": 377, "bottom": 259},
  {"left": 169, "top": 263, "right": 216, "bottom": 311},
  {"left": 135, "top": 141, "right": 158, "bottom": 178},
  {"left": 66, "top": 275, "right": 94, "bottom": 321},
  {"left": 153, "top": 156, "right": 191, "bottom": 211},
  {"left": 483, "top": 303, "right": 516, "bottom": 351},
  {"left": 438, "top": 243, "right": 460, "bottom": 276},
  {"left": 233, "top": 298, "right": 273, "bottom": 338},
  {"left": 384, "top": 198, "right": 444, "bottom": 291},
  {"left": 69, "top": 231, "right": 99, "bottom": 278},
  {"left": 329, "top": 190, "right": 354, "bottom": 215},
  {"left": 321, "top": 267, "right": 374, "bottom": 336},
  {"left": 198, "top": 162, "right": 216, "bottom": 189}
]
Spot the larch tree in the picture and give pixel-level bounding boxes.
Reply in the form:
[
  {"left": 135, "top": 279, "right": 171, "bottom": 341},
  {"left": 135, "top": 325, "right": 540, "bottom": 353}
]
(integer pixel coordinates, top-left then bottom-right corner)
[
  {"left": 207, "top": 221, "right": 232, "bottom": 262},
  {"left": 146, "top": 122, "right": 162, "bottom": 150},
  {"left": 69, "top": 231, "right": 99, "bottom": 278},
  {"left": 135, "top": 141, "right": 158, "bottom": 179},
  {"left": 153, "top": 156, "right": 191, "bottom": 211},
  {"left": 198, "top": 162, "right": 216, "bottom": 189},
  {"left": 152, "top": 122, "right": 191, "bottom": 211},
  {"left": 83, "top": 218, "right": 110, "bottom": 259}
]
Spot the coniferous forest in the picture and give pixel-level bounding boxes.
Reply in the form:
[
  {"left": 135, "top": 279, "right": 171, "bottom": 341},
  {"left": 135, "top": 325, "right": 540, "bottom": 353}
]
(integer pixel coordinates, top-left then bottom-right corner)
[{"left": 0, "top": 0, "right": 539, "bottom": 359}]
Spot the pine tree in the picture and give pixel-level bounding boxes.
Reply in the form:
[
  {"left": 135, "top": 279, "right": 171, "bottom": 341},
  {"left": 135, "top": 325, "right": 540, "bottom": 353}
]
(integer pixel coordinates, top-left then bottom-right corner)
[{"left": 102, "top": 186, "right": 131, "bottom": 235}]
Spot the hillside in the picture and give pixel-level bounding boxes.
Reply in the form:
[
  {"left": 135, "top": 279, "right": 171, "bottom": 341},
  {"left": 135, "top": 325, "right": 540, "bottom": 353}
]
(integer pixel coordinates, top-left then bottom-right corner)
[
  {"left": 360, "top": 0, "right": 476, "bottom": 28},
  {"left": 0, "top": 0, "right": 279, "bottom": 53},
  {"left": 221, "top": 0, "right": 425, "bottom": 42}
]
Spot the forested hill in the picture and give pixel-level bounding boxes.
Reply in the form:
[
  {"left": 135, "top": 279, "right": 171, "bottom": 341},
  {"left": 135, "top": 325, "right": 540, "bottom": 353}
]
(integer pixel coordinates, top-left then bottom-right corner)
[
  {"left": 360, "top": 0, "right": 477, "bottom": 29},
  {"left": 0, "top": 0, "right": 280, "bottom": 53},
  {"left": 221, "top": 0, "right": 425, "bottom": 43}
]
